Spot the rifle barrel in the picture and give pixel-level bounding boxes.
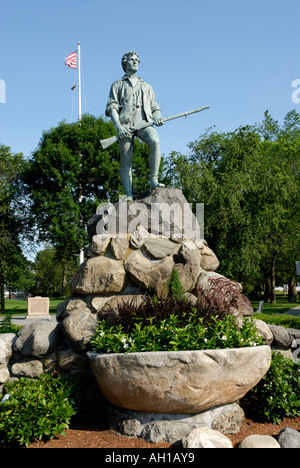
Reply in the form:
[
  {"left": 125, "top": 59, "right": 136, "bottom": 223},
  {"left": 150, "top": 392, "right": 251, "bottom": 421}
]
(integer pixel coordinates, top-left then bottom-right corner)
[{"left": 163, "top": 106, "right": 210, "bottom": 123}]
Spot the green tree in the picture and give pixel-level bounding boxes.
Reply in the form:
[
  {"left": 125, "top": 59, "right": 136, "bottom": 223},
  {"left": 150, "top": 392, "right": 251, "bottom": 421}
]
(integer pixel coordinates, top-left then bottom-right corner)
[
  {"left": 0, "top": 145, "right": 31, "bottom": 311},
  {"left": 32, "top": 246, "right": 77, "bottom": 298},
  {"left": 253, "top": 111, "right": 300, "bottom": 301},
  {"left": 4, "top": 254, "right": 35, "bottom": 299},
  {"left": 166, "top": 111, "right": 300, "bottom": 303},
  {"left": 22, "top": 114, "right": 165, "bottom": 261}
]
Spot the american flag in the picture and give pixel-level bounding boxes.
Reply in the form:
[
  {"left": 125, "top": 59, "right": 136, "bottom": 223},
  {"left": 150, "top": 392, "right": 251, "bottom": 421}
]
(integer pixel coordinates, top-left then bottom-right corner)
[{"left": 65, "top": 51, "right": 77, "bottom": 69}]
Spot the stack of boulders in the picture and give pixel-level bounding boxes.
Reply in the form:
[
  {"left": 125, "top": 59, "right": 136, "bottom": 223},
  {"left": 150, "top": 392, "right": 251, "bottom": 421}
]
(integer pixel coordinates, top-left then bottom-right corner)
[
  {"left": 1, "top": 188, "right": 300, "bottom": 447},
  {"left": 66, "top": 187, "right": 254, "bottom": 332}
]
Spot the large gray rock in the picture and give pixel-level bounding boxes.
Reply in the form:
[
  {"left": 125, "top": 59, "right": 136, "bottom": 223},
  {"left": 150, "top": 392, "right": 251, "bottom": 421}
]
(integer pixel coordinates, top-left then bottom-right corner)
[
  {"left": 124, "top": 250, "right": 174, "bottom": 297},
  {"left": 70, "top": 256, "right": 127, "bottom": 296},
  {"left": 11, "top": 360, "right": 43, "bottom": 378},
  {"left": 182, "top": 426, "right": 233, "bottom": 448},
  {"left": 268, "top": 325, "right": 292, "bottom": 350},
  {"left": 141, "top": 421, "right": 195, "bottom": 444},
  {"left": 13, "top": 322, "right": 61, "bottom": 358},
  {"left": 0, "top": 333, "right": 16, "bottom": 364},
  {"left": 277, "top": 428, "right": 300, "bottom": 448},
  {"left": 61, "top": 308, "right": 97, "bottom": 351},
  {"left": 108, "top": 403, "right": 244, "bottom": 443},
  {"left": 56, "top": 297, "right": 87, "bottom": 321},
  {"left": 173, "top": 241, "right": 203, "bottom": 292},
  {"left": 110, "top": 236, "right": 129, "bottom": 259},
  {"left": 88, "top": 346, "right": 271, "bottom": 414},
  {"left": 98, "top": 294, "right": 147, "bottom": 326},
  {"left": 253, "top": 319, "right": 274, "bottom": 344},
  {"left": 87, "top": 187, "right": 201, "bottom": 241},
  {"left": 143, "top": 237, "right": 177, "bottom": 259},
  {"left": 0, "top": 367, "right": 10, "bottom": 384},
  {"left": 91, "top": 234, "right": 111, "bottom": 255},
  {"left": 239, "top": 434, "right": 280, "bottom": 448},
  {"left": 199, "top": 244, "right": 220, "bottom": 272}
]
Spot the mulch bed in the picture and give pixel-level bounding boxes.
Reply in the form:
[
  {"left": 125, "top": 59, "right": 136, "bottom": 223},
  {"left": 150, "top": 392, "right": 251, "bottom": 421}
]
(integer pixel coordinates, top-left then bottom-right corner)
[{"left": 1, "top": 410, "right": 299, "bottom": 449}]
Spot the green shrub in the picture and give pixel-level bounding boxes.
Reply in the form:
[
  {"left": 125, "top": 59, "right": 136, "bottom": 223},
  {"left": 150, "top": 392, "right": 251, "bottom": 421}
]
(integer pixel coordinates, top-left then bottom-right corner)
[
  {"left": 0, "top": 373, "right": 78, "bottom": 447},
  {"left": 0, "top": 313, "right": 22, "bottom": 335},
  {"left": 90, "top": 313, "right": 264, "bottom": 354},
  {"left": 242, "top": 352, "right": 300, "bottom": 423},
  {"left": 168, "top": 268, "right": 185, "bottom": 300},
  {"left": 255, "top": 313, "right": 300, "bottom": 330}
]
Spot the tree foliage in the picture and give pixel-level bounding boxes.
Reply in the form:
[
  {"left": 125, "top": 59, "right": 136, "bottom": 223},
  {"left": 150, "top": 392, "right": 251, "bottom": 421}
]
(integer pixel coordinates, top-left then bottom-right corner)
[
  {"left": 0, "top": 145, "right": 32, "bottom": 311},
  {"left": 22, "top": 114, "right": 159, "bottom": 260},
  {"left": 165, "top": 110, "right": 300, "bottom": 302},
  {"left": 31, "top": 246, "right": 77, "bottom": 297}
]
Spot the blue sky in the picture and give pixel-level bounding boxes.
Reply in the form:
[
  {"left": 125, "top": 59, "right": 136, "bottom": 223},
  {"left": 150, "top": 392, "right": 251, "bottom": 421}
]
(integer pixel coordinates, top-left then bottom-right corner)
[{"left": 1, "top": 0, "right": 300, "bottom": 160}]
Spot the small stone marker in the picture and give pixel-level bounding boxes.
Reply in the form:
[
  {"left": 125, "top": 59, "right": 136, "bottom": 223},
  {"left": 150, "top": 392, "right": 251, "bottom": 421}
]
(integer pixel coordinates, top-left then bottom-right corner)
[{"left": 26, "top": 297, "right": 50, "bottom": 320}]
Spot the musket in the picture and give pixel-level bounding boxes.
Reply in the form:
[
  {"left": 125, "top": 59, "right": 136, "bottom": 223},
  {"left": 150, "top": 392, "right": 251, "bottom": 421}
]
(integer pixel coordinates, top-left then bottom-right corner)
[{"left": 100, "top": 105, "right": 210, "bottom": 150}]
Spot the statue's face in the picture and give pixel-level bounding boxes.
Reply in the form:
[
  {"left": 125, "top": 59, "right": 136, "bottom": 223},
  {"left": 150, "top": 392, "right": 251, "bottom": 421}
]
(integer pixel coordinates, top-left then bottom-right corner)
[{"left": 125, "top": 54, "right": 140, "bottom": 73}]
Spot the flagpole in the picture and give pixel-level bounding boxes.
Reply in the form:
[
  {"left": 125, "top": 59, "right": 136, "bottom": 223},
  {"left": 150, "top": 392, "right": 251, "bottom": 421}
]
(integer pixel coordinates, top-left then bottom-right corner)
[
  {"left": 78, "top": 41, "right": 84, "bottom": 265},
  {"left": 78, "top": 41, "right": 82, "bottom": 123}
]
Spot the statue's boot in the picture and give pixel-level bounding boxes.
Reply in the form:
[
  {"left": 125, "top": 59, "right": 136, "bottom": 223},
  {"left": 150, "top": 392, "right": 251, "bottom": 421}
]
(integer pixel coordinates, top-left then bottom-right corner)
[
  {"left": 149, "top": 147, "right": 165, "bottom": 190},
  {"left": 120, "top": 167, "right": 133, "bottom": 201}
]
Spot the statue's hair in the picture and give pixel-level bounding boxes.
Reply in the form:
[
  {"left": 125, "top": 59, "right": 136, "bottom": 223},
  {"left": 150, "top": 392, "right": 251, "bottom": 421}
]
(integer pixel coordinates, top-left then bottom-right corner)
[{"left": 121, "top": 50, "right": 140, "bottom": 72}]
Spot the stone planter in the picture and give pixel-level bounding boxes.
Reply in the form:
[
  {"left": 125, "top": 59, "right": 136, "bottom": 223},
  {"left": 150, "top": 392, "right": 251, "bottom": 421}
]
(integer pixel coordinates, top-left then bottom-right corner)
[{"left": 87, "top": 345, "right": 271, "bottom": 414}]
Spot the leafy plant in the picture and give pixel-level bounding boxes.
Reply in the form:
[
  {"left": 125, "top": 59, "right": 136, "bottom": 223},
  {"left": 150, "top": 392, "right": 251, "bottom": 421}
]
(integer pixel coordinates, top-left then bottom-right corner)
[
  {"left": 0, "top": 373, "right": 78, "bottom": 447},
  {"left": 90, "top": 313, "right": 264, "bottom": 354},
  {"left": 168, "top": 268, "right": 185, "bottom": 300},
  {"left": 242, "top": 351, "right": 300, "bottom": 423},
  {"left": 255, "top": 313, "right": 300, "bottom": 330},
  {"left": 0, "top": 312, "right": 22, "bottom": 334}
]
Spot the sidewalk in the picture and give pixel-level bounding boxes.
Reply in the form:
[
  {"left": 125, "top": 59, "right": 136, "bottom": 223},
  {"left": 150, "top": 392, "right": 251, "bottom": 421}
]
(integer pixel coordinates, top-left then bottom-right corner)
[
  {"left": 11, "top": 315, "right": 57, "bottom": 326},
  {"left": 285, "top": 304, "right": 300, "bottom": 317}
]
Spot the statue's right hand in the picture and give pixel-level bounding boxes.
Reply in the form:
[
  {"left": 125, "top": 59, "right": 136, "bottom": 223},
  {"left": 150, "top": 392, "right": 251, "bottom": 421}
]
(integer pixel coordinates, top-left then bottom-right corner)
[{"left": 117, "top": 125, "right": 131, "bottom": 139}]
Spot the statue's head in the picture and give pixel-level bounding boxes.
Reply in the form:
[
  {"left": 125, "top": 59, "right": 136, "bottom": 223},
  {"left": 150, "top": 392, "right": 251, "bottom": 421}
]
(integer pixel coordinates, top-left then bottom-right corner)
[{"left": 121, "top": 50, "right": 140, "bottom": 73}]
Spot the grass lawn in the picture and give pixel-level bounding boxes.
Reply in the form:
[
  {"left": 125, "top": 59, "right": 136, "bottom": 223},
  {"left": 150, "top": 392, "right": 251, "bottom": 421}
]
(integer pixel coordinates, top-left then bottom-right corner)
[
  {"left": 1, "top": 293, "right": 300, "bottom": 333},
  {"left": 250, "top": 293, "right": 299, "bottom": 315},
  {"left": 0, "top": 297, "right": 66, "bottom": 316}
]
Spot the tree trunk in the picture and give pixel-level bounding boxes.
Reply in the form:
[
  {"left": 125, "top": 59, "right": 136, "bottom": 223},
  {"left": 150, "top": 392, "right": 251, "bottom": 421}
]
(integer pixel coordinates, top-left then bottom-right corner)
[
  {"left": 61, "top": 263, "right": 67, "bottom": 299},
  {"left": 264, "top": 272, "right": 271, "bottom": 303},
  {"left": 0, "top": 267, "right": 5, "bottom": 313},
  {"left": 270, "top": 258, "right": 276, "bottom": 304},
  {"left": 264, "top": 257, "right": 277, "bottom": 303},
  {"left": 288, "top": 280, "right": 295, "bottom": 302}
]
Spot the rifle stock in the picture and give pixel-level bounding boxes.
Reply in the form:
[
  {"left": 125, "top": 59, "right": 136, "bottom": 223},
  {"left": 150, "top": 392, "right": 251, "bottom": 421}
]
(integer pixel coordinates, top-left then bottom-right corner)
[
  {"left": 100, "top": 105, "right": 210, "bottom": 150},
  {"left": 101, "top": 135, "right": 119, "bottom": 150}
]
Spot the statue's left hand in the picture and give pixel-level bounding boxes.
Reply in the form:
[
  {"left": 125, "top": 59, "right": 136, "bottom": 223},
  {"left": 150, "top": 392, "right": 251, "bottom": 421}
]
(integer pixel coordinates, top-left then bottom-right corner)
[{"left": 153, "top": 118, "right": 164, "bottom": 126}]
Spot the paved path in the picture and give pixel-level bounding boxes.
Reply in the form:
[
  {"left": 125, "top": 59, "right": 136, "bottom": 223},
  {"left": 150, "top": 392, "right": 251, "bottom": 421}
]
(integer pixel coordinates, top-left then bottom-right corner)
[
  {"left": 11, "top": 315, "right": 57, "bottom": 326},
  {"left": 285, "top": 305, "right": 300, "bottom": 317}
]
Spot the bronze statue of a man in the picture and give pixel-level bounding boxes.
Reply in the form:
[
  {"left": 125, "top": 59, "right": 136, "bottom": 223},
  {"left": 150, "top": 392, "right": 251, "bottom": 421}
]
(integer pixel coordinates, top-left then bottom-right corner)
[{"left": 106, "top": 50, "right": 165, "bottom": 200}]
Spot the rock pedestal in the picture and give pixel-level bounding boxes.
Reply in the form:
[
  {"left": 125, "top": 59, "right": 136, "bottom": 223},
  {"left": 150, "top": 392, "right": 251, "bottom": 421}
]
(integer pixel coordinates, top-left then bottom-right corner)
[{"left": 64, "top": 187, "right": 253, "bottom": 343}]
